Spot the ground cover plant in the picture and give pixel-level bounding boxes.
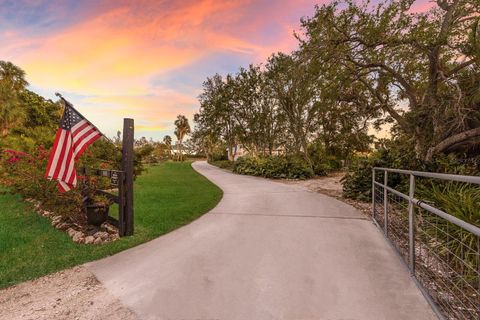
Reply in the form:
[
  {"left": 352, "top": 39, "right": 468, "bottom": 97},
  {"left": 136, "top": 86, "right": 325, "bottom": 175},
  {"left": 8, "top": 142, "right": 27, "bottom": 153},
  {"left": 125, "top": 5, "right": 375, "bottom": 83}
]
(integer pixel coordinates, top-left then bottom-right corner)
[{"left": 0, "top": 162, "right": 222, "bottom": 289}]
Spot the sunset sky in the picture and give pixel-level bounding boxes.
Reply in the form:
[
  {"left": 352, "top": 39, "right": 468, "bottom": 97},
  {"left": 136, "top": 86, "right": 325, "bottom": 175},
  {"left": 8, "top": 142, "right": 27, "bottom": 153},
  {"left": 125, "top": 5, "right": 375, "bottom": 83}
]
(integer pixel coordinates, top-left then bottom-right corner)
[{"left": 0, "top": 0, "right": 432, "bottom": 140}]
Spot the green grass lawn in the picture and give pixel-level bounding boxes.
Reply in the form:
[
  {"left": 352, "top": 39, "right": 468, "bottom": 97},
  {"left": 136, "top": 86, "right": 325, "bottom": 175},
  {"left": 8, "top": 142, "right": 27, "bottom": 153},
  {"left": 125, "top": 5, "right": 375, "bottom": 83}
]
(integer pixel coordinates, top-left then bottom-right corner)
[{"left": 0, "top": 161, "right": 222, "bottom": 289}]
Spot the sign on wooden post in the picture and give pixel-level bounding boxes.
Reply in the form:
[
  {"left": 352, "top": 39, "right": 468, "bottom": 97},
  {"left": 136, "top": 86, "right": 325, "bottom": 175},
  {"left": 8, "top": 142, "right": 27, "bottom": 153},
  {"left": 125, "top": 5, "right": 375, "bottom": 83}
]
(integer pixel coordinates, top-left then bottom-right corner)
[{"left": 80, "top": 118, "right": 134, "bottom": 237}]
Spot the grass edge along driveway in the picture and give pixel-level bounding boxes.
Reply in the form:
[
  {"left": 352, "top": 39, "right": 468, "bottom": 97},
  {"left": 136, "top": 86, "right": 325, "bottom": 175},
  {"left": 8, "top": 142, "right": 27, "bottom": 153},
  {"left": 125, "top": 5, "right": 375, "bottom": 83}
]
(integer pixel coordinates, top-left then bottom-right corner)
[{"left": 0, "top": 161, "right": 222, "bottom": 289}]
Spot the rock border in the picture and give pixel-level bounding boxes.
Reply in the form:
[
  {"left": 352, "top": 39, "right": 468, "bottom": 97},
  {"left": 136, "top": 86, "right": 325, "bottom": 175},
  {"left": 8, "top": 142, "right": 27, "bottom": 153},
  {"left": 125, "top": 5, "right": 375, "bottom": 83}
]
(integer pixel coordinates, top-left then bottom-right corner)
[{"left": 25, "top": 198, "right": 120, "bottom": 245}]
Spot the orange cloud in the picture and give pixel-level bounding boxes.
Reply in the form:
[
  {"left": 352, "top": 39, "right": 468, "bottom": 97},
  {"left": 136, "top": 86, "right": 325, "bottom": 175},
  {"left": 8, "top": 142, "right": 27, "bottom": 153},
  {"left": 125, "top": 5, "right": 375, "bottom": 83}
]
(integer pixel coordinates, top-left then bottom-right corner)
[
  {"left": 1, "top": 0, "right": 316, "bottom": 139},
  {"left": 135, "top": 124, "right": 169, "bottom": 132}
]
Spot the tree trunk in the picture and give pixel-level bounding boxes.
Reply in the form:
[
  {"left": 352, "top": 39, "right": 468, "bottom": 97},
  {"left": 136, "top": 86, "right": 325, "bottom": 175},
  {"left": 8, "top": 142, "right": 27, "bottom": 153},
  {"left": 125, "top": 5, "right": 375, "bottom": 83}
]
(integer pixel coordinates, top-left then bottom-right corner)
[
  {"left": 227, "top": 144, "right": 234, "bottom": 161},
  {"left": 177, "top": 142, "right": 182, "bottom": 161},
  {"left": 0, "top": 126, "right": 7, "bottom": 137},
  {"left": 228, "top": 137, "right": 239, "bottom": 161},
  {"left": 300, "top": 136, "right": 313, "bottom": 171},
  {"left": 414, "top": 127, "right": 426, "bottom": 159}
]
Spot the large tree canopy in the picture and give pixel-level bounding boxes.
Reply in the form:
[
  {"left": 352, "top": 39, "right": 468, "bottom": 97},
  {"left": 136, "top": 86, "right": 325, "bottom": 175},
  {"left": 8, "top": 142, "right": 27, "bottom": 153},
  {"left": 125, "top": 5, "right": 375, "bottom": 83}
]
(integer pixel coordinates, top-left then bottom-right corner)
[
  {"left": 299, "top": 0, "right": 480, "bottom": 160},
  {"left": 194, "top": 0, "right": 479, "bottom": 165},
  {"left": 0, "top": 61, "right": 62, "bottom": 146}
]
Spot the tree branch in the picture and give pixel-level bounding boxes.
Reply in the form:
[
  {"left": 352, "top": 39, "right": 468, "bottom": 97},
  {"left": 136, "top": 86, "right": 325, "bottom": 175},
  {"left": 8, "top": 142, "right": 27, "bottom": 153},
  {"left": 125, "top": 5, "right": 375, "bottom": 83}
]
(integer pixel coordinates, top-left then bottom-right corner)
[
  {"left": 358, "top": 78, "right": 405, "bottom": 126},
  {"left": 426, "top": 126, "right": 480, "bottom": 161},
  {"left": 347, "top": 57, "right": 418, "bottom": 108},
  {"left": 444, "top": 59, "right": 476, "bottom": 77}
]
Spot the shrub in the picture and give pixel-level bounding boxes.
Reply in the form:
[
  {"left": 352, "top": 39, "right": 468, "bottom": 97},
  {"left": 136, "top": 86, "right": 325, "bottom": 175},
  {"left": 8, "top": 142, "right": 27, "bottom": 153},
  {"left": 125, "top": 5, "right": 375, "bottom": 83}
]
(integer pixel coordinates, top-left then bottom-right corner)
[
  {"left": 342, "top": 137, "right": 427, "bottom": 201},
  {"left": 0, "top": 147, "right": 83, "bottom": 218},
  {"left": 233, "top": 156, "right": 259, "bottom": 176},
  {"left": 342, "top": 156, "right": 378, "bottom": 202},
  {"left": 342, "top": 144, "right": 480, "bottom": 202},
  {"left": 312, "top": 163, "right": 329, "bottom": 176},
  {"left": 211, "top": 152, "right": 228, "bottom": 161},
  {"left": 341, "top": 147, "right": 409, "bottom": 201},
  {"left": 208, "top": 160, "right": 234, "bottom": 170},
  {"left": 0, "top": 146, "right": 116, "bottom": 219},
  {"left": 308, "top": 142, "right": 343, "bottom": 176},
  {"left": 233, "top": 155, "right": 314, "bottom": 180},
  {"left": 311, "top": 156, "right": 343, "bottom": 176},
  {"left": 418, "top": 182, "right": 480, "bottom": 227},
  {"left": 416, "top": 182, "right": 480, "bottom": 279}
]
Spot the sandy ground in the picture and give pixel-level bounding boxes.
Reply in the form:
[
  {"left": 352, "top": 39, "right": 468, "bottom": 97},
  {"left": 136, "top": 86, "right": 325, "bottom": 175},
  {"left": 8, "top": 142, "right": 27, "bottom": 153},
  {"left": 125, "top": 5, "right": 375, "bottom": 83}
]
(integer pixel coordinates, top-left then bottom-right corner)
[
  {"left": 280, "top": 171, "right": 345, "bottom": 193},
  {"left": 0, "top": 266, "right": 137, "bottom": 320},
  {"left": 279, "top": 171, "right": 372, "bottom": 216}
]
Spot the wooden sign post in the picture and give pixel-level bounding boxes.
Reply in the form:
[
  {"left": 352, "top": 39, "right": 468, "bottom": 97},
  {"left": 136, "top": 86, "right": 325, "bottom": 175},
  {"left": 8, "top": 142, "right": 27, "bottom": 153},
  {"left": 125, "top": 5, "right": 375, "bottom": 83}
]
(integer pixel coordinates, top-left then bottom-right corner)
[
  {"left": 121, "top": 118, "right": 134, "bottom": 236},
  {"left": 80, "top": 118, "right": 134, "bottom": 237}
]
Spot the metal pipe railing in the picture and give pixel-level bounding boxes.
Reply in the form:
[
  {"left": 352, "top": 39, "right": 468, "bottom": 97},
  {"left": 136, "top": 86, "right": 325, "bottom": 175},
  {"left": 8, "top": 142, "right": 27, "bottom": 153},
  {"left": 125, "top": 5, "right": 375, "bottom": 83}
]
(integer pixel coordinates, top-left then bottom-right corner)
[
  {"left": 373, "top": 180, "right": 480, "bottom": 236},
  {"left": 372, "top": 167, "right": 480, "bottom": 320},
  {"left": 374, "top": 167, "right": 480, "bottom": 185}
]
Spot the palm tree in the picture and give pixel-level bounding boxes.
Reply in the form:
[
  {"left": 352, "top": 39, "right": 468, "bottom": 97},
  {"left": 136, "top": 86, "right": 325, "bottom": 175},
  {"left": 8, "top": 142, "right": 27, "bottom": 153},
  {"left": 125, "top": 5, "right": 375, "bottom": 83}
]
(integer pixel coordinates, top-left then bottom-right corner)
[
  {"left": 174, "top": 115, "right": 191, "bottom": 161},
  {"left": 163, "top": 135, "right": 172, "bottom": 158},
  {"left": 0, "top": 61, "right": 28, "bottom": 91},
  {"left": 0, "top": 61, "right": 28, "bottom": 136}
]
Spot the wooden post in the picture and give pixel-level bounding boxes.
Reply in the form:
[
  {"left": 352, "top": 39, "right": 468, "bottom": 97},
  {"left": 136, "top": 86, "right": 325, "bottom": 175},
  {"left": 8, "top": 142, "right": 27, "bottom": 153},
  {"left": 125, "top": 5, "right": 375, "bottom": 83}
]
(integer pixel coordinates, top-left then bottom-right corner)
[
  {"left": 122, "top": 118, "right": 134, "bottom": 236},
  {"left": 118, "top": 171, "right": 125, "bottom": 236}
]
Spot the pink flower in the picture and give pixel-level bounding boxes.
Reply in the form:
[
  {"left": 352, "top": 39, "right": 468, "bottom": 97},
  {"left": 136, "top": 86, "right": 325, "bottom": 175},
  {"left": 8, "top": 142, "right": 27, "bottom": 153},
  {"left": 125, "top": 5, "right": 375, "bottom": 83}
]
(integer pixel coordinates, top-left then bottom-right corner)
[
  {"left": 2, "top": 149, "right": 32, "bottom": 164},
  {"left": 3, "top": 149, "right": 17, "bottom": 155},
  {"left": 7, "top": 156, "right": 20, "bottom": 164}
]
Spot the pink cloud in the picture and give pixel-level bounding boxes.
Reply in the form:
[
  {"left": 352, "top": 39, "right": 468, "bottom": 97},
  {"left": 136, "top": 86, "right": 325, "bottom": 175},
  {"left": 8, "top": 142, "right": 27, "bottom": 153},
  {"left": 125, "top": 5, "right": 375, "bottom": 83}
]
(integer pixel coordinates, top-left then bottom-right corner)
[{"left": 0, "top": 0, "right": 320, "bottom": 138}]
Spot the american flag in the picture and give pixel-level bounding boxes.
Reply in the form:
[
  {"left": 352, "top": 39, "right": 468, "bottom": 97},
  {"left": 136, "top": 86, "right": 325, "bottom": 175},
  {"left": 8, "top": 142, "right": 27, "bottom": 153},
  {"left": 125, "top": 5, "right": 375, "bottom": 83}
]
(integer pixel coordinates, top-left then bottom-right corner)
[{"left": 45, "top": 104, "right": 102, "bottom": 192}]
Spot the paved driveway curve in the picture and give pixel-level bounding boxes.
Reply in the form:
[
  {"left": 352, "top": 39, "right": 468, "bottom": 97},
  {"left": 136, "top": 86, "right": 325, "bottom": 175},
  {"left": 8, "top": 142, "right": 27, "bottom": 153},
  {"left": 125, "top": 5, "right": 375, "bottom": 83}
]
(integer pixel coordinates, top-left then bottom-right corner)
[{"left": 87, "top": 161, "right": 436, "bottom": 320}]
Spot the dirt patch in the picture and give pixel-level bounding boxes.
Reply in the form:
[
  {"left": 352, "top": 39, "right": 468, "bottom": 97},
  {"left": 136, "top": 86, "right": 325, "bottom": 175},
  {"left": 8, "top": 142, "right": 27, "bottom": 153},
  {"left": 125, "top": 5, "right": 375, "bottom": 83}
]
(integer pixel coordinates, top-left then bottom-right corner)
[
  {"left": 0, "top": 266, "right": 137, "bottom": 320},
  {"left": 280, "top": 172, "right": 373, "bottom": 217}
]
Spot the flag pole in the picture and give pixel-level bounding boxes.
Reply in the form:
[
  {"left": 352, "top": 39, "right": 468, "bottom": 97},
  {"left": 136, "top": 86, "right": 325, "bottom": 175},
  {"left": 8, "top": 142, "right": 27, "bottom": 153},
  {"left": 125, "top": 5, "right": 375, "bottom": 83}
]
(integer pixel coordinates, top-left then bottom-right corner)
[{"left": 55, "top": 93, "right": 121, "bottom": 149}]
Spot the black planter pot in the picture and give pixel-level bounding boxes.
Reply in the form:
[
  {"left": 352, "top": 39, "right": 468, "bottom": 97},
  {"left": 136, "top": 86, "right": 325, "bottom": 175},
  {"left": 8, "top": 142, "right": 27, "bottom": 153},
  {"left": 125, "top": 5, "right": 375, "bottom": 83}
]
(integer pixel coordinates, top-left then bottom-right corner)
[{"left": 85, "top": 203, "right": 109, "bottom": 226}]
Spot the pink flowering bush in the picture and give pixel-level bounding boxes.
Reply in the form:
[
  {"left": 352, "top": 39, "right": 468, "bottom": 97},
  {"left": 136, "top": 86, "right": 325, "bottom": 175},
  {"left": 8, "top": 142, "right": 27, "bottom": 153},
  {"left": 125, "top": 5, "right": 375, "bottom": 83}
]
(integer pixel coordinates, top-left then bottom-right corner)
[{"left": 0, "top": 146, "right": 84, "bottom": 218}]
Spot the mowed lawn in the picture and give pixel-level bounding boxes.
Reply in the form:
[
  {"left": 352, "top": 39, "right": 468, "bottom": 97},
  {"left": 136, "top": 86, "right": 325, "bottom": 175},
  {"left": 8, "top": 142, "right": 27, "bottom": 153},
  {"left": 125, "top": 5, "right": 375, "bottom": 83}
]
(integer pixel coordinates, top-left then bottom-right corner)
[{"left": 0, "top": 161, "right": 222, "bottom": 289}]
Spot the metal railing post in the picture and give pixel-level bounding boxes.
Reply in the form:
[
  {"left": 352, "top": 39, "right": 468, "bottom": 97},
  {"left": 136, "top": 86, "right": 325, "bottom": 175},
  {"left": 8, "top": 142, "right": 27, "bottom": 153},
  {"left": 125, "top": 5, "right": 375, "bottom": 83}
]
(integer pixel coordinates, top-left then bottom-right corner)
[
  {"left": 372, "top": 168, "right": 376, "bottom": 221},
  {"left": 408, "top": 174, "right": 416, "bottom": 274},
  {"left": 384, "top": 170, "right": 388, "bottom": 236}
]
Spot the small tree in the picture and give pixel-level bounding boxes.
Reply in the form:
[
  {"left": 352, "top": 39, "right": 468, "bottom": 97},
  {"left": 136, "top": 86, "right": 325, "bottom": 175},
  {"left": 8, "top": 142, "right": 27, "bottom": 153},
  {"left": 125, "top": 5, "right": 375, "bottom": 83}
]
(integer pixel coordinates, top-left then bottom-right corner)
[
  {"left": 163, "top": 135, "right": 172, "bottom": 159},
  {"left": 174, "top": 115, "right": 191, "bottom": 161}
]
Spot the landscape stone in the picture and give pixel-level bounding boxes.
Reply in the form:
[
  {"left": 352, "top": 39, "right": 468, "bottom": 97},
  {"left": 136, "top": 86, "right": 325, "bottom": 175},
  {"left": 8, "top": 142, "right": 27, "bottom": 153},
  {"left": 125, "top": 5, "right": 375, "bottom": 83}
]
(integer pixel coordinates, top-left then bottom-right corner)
[
  {"left": 93, "top": 231, "right": 109, "bottom": 240},
  {"left": 28, "top": 199, "right": 120, "bottom": 245},
  {"left": 101, "top": 223, "right": 117, "bottom": 234},
  {"left": 51, "top": 216, "right": 62, "bottom": 227},
  {"left": 67, "top": 228, "right": 76, "bottom": 238},
  {"left": 72, "top": 232, "right": 84, "bottom": 243},
  {"left": 84, "top": 236, "right": 95, "bottom": 244}
]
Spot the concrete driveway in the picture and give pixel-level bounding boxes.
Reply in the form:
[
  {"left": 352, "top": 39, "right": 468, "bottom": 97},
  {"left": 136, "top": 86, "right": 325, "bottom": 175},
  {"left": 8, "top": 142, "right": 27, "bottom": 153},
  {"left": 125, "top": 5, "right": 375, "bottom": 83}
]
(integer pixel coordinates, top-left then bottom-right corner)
[{"left": 87, "top": 161, "right": 436, "bottom": 320}]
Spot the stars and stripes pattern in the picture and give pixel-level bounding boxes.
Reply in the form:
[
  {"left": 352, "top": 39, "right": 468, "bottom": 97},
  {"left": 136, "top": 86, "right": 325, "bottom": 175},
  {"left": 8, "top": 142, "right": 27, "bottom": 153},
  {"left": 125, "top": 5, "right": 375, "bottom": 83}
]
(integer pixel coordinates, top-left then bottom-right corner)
[{"left": 45, "top": 104, "right": 102, "bottom": 192}]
